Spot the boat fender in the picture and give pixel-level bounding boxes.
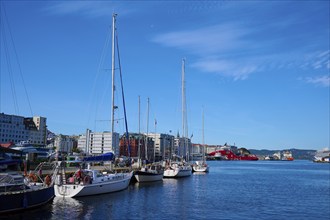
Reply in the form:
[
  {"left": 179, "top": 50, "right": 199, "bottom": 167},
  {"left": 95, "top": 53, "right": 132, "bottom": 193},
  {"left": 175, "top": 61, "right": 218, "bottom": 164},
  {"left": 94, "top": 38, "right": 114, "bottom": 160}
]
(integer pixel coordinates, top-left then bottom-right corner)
[
  {"left": 44, "top": 175, "right": 51, "bottom": 186},
  {"left": 83, "top": 175, "right": 91, "bottom": 185},
  {"left": 28, "top": 173, "right": 38, "bottom": 182}
]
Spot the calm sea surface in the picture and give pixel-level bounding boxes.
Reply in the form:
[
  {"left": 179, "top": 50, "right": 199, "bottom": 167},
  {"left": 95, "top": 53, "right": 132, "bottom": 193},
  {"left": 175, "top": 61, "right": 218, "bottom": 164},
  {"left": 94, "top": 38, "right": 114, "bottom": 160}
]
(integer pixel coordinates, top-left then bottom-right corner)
[{"left": 2, "top": 160, "right": 330, "bottom": 220}]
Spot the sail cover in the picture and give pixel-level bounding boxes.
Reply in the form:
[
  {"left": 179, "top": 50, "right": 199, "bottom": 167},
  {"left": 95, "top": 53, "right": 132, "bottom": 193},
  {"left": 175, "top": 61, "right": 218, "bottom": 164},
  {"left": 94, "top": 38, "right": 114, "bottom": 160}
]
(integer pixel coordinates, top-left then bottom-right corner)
[{"left": 82, "top": 152, "right": 114, "bottom": 162}]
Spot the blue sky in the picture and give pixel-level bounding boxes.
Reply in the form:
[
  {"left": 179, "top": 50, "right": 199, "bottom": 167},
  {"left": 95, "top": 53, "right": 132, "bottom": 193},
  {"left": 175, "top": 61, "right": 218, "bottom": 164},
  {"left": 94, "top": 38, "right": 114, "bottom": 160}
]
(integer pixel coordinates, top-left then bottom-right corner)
[{"left": 1, "top": 1, "right": 329, "bottom": 150}]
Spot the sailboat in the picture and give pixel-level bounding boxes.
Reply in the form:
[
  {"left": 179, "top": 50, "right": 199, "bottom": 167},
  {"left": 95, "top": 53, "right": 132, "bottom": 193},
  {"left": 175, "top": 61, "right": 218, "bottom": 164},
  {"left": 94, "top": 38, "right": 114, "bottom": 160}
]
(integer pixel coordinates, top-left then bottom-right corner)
[
  {"left": 192, "top": 108, "right": 209, "bottom": 172},
  {"left": 0, "top": 7, "right": 56, "bottom": 212},
  {"left": 0, "top": 158, "right": 57, "bottom": 214},
  {"left": 134, "top": 97, "right": 164, "bottom": 182},
  {"left": 134, "top": 163, "right": 164, "bottom": 182},
  {"left": 54, "top": 13, "right": 132, "bottom": 198},
  {"left": 164, "top": 59, "right": 192, "bottom": 178}
]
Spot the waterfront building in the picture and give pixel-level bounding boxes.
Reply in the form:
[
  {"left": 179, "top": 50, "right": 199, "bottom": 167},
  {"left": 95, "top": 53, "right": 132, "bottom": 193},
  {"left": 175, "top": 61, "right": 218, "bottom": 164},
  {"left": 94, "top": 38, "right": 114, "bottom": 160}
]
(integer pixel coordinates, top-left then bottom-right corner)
[
  {"left": 119, "top": 133, "right": 148, "bottom": 160},
  {"left": 119, "top": 132, "right": 175, "bottom": 162},
  {"left": 191, "top": 143, "right": 205, "bottom": 161},
  {"left": 144, "top": 133, "right": 175, "bottom": 161},
  {"left": 0, "top": 113, "right": 47, "bottom": 146},
  {"left": 77, "top": 129, "right": 119, "bottom": 156},
  {"left": 174, "top": 135, "right": 192, "bottom": 160},
  {"left": 206, "top": 145, "right": 218, "bottom": 154},
  {"left": 54, "top": 134, "right": 76, "bottom": 154}
]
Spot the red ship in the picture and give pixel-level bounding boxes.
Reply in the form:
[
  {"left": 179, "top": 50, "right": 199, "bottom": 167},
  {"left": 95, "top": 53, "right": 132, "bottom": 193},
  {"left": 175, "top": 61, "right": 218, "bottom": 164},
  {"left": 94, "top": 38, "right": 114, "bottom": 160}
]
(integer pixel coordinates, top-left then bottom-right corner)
[{"left": 208, "top": 145, "right": 258, "bottom": 161}]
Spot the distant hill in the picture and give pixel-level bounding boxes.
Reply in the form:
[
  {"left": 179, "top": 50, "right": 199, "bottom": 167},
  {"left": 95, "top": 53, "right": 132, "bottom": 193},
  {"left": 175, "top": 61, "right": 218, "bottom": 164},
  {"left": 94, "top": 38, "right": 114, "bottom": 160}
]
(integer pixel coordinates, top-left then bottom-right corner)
[{"left": 249, "top": 148, "right": 317, "bottom": 160}]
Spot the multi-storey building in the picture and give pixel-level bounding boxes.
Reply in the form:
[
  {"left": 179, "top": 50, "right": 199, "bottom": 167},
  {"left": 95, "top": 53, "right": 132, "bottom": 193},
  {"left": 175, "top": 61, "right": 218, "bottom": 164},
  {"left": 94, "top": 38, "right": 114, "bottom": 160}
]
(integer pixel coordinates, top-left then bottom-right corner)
[
  {"left": 119, "top": 132, "right": 175, "bottom": 162},
  {"left": 119, "top": 132, "right": 177, "bottom": 162},
  {"left": 191, "top": 143, "right": 208, "bottom": 160},
  {"left": 145, "top": 133, "right": 174, "bottom": 161},
  {"left": 119, "top": 133, "right": 148, "bottom": 160},
  {"left": 0, "top": 113, "right": 47, "bottom": 146},
  {"left": 54, "top": 134, "right": 76, "bottom": 153},
  {"left": 77, "top": 129, "right": 119, "bottom": 156},
  {"left": 174, "top": 136, "right": 191, "bottom": 158}
]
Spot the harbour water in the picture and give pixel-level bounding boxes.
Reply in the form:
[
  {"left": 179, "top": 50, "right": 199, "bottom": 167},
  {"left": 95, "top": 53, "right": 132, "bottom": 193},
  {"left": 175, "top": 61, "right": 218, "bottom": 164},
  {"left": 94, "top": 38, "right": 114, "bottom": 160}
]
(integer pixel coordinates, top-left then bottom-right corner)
[{"left": 2, "top": 160, "right": 329, "bottom": 219}]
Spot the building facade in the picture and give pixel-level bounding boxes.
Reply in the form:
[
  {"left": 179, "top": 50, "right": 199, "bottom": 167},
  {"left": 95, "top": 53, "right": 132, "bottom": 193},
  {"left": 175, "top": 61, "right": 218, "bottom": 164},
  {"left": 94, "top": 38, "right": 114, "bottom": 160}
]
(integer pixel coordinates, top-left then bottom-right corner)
[
  {"left": 119, "top": 133, "right": 149, "bottom": 160},
  {"left": 174, "top": 136, "right": 192, "bottom": 160},
  {"left": 77, "top": 129, "right": 119, "bottom": 156},
  {"left": 119, "top": 132, "right": 175, "bottom": 162},
  {"left": 145, "top": 133, "right": 175, "bottom": 161},
  {"left": 54, "top": 134, "right": 76, "bottom": 154},
  {"left": 0, "top": 113, "right": 47, "bottom": 146}
]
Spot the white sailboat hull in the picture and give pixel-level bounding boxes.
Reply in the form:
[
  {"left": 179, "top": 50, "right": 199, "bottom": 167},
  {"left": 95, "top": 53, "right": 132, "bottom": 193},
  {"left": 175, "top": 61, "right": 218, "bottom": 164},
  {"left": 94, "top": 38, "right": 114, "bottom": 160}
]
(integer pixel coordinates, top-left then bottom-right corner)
[
  {"left": 192, "top": 161, "right": 209, "bottom": 173},
  {"left": 54, "top": 172, "right": 132, "bottom": 198},
  {"left": 163, "top": 164, "right": 192, "bottom": 178},
  {"left": 192, "top": 165, "right": 209, "bottom": 172}
]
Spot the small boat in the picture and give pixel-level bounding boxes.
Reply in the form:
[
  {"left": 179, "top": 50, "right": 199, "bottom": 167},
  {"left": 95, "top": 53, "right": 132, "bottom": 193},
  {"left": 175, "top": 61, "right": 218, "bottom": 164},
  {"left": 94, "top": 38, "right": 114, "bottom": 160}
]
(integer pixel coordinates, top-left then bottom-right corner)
[
  {"left": 192, "top": 160, "right": 209, "bottom": 173},
  {"left": 134, "top": 164, "right": 164, "bottom": 182},
  {"left": 54, "top": 162, "right": 132, "bottom": 198},
  {"left": 192, "top": 108, "right": 209, "bottom": 173},
  {"left": 0, "top": 158, "right": 56, "bottom": 214},
  {"left": 164, "top": 161, "right": 192, "bottom": 178}
]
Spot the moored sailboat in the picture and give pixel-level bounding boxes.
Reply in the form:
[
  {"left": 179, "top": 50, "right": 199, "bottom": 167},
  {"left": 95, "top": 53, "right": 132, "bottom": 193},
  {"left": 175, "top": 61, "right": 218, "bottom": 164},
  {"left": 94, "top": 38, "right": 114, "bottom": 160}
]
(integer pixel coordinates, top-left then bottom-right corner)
[
  {"left": 134, "top": 163, "right": 164, "bottom": 182},
  {"left": 164, "top": 159, "right": 192, "bottom": 178},
  {"left": 54, "top": 154, "right": 132, "bottom": 198},
  {"left": 0, "top": 156, "right": 57, "bottom": 214},
  {"left": 53, "top": 13, "right": 132, "bottom": 198},
  {"left": 134, "top": 97, "right": 164, "bottom": 182},
  {"left": 164, "top": 58, "right": 192, "bottom": 178},
  {"left": 192, "top": 108, "right": 209, "bottom": 173}
]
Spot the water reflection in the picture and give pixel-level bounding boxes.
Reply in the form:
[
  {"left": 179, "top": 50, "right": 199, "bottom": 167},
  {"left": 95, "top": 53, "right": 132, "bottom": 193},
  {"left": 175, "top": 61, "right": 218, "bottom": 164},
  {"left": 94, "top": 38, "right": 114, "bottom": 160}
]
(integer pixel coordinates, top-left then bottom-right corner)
[
  {"left": 193, "top": 171, "right": 207, "bottom": 175},
  {"left": 51, "top": 197, "right": 88, "bottom": 220},
  {"left": 134, "top": 180, "right": 164, "bottom": 189}
]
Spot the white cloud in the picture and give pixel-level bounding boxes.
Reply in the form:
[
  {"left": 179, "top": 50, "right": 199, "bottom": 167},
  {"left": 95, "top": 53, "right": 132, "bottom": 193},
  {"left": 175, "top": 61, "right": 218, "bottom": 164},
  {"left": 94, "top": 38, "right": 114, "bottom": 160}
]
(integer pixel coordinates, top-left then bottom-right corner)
[
  {"left": 191, "top": 58, "right": 258, "bottom": 81},
  {"left": 153, "top": 24, "right": 250, "bottom": 56},
  {"left": 153, "top": 17, "right": 329, "bottom": 81},
  {"left": 305, "top": 75, "right": 330, "bottom": 87},
  {"left": 44, "top": 2, "right": 134, "bottom": 17}
]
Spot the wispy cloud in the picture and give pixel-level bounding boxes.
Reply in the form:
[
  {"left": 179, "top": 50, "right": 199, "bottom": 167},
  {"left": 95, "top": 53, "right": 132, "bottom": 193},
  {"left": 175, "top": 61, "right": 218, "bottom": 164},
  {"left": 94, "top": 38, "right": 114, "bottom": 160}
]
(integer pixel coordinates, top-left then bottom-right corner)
[
  {"left": 153, "top": 18, "right": 329, "bottom": 81},
  {"left": 300, "top": 50, "right": 330, "bottom": 70},
  {"left": 153, "top": 23, "right": 264, "bottom": 80},
  {"left": 303, "top": 75, "right": 330, "bottom": 87},
  {"left": 44, "top": 2, "right": 135, "bottom": 17},
  {"left": 153, "top": 24, "right": 251, "bottom": 56},
  {"left": 191, "top": 58, "right": 259, "bottom": 81}
]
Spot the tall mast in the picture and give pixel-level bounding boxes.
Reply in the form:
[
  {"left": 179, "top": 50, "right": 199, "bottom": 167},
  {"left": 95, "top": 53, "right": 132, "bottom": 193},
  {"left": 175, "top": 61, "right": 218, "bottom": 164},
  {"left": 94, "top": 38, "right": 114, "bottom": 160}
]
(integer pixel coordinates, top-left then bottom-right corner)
[
  {"left": 181, "top": 58, "right": 185, "bottom": 142},
  {"left": 111, "top": 13, "right": 117, "bottom": 135},
  {"left": 138, "top": 95, "right": 141, "bottom": 166},
  {"left": 202, "top": 107, "right": 205, "bottom": 161},
  {"left": 182, "top": 58, "right": 189, "bottom": 161},
  {"left": 181, "top": 58, "right": 185, "bottom": 159},
  {"left": 154, "top": 119, "right": 157, "bottom": 162},
  {"left": 145, "top": 97, "right": 150, "bottom": 161}
]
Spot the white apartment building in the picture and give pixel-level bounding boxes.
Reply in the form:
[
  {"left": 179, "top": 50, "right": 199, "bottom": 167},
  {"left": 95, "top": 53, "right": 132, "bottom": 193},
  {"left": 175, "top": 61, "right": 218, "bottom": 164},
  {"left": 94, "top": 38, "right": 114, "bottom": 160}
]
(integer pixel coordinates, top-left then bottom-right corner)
[
  {"left": 77, "top": 129, "right": 119, "bottom": 156},
  {"left": 54, "top": 134, "right": 75, "bottom": 153},
  {"left": 0, "top": 113, "right": 47, "bottom": 146}
]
